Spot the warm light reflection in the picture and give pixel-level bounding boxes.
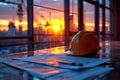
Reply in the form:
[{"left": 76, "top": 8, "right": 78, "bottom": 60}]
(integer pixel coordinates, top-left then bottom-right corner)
[
  {"left": 85, "top": 23, "right": 94, "bottom": 27},
  {"left": 48, "top": 46, "right": 65, "bottom": 54},
  {"left": 53, "top": 47, "right": 62, "bottom": 54},
  {"left": 84, "top": 23, "right": 94, "bottom": 31},
  {"left": 47, "top": 61, "right": 59, "bottom": 66}
]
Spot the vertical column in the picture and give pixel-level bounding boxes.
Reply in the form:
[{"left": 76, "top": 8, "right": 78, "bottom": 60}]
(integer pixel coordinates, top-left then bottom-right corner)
[
  {"left": 115, "top": 0, "right": 120, "bottom": 40},
  {"left": 27, "top": 0, "right": 34, "bottom": 56},
  {"left": 94, "top": 0, "right": 100, "bottom": 41},
  {"left": 110, "top": 0, "right": 114, "bottom": 40},
  {"left": 102, "top": 0, "right": 106, "bottom": 41},
  {"left": 64, "top": 0, "right": 70, "bottom": 46},
  {"left": 78, "top": 0, "right": 84, "bottom": 31}
]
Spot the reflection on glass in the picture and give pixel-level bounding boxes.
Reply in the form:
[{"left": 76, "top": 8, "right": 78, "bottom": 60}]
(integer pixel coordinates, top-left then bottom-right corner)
[
  {"left": 99, "top": 8, "right": 103, "bottom": 32},
  {"left": 70, "top": 0, "right": 78, "bottom": 32},
  {"left": 0, "top": 45, "right": 28, "bottom": 55},
  {"left": 105, "top": 9, "right": 111, "bottom": 42},
  {"left": 105, "top": 9, "right": 110, "bottom": 34},
  {"left": 99, "top": 0, "right": 103, "bottom": 4},
  {"left": 99, "top": 41, "right": 110, "bottom": 58},
  {"left": 106, "top": 0, "right": 110, "bottom": 7},
  {"left": 84, "top": 1, "right": 95, "bottom": 31},
  {"left": 33, "top": 46, "right": 66, "bottom": 56}
]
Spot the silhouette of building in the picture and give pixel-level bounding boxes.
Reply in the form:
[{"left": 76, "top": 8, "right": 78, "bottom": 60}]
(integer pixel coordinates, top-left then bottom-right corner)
[
  {"left": 8, "top": 22, "right": 16, "bottom": 36},
  {"left": 18, "top": 25, "right": 23, "bottom": 36}
]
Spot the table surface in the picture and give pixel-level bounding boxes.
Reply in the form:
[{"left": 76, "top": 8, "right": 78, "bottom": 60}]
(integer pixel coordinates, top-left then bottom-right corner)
[
  {"left": 1, "top": 41, "right": 120, "bottom": 80},
  {"left": 2, "top": 54, "right": 113, "bottom": 80}
]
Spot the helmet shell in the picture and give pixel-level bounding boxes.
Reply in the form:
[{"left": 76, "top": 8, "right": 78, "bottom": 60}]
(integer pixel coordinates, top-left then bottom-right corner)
[{"left": 69, "top": 31, "right": 101, "bottom": 56}]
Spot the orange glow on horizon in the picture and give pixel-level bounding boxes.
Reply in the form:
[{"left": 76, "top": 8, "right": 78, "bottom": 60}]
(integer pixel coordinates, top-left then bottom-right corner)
[
  {"left": 0, "top": 19, "right": 37, "bottom": 31},
  {"left": 84, "top": 22, "right": 110, "bottom": 31},
  {"left": 0, "top": 20, "right": 9, "bottom": 31},
  {"left": 40, "top": 19, "right": 64, "bottom": 34},
  {"left": 0, "top": 19, "right": 110, "bottom": 33}
]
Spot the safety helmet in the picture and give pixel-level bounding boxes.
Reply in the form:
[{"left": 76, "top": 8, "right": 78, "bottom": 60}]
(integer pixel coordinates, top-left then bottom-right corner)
[{"left": 69, "top": 30, "right": 101, "bottom": 56}]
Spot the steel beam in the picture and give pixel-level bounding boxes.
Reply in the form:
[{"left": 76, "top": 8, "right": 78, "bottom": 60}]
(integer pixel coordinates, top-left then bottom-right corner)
[
  {"left": 94, "top": 0, "right": 100, "bottom": 41},
  {"left": 64, "top": 0, "right": 70, "bottom": 46},
  {"left": 27, "top": 0, "right": 34, "bottom": 56},
  {"left": 78, "top": 0, "right": 84, "bottom": 30}
]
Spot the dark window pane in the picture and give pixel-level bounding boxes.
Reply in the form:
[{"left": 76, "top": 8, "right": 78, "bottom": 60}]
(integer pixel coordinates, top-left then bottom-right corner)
[{"left": 0, "top": 39, "right": 28, "bottom": 55}]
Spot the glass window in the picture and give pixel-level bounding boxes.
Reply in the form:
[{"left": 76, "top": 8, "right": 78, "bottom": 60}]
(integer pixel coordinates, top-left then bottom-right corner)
[
  {"left": 70, "top": 0, "right": 78, "bottom": 32},
  {"left": 99, "top": 0, "right": 103, "bottom": 4},
  {"left": 105, "top": 9, "right": 110, "bottom": 34},
  {"left": 34, "top": 0, "right": 64, "bottom": 50},
  {"left": 99, "top": 8, "right": 103, "bottom": 32},
  {"left": 84, "top": 1, "right": 95, "bottom": 31},
  {"left": 34, "top": 0, "right": 64, "bottom": 10},
  {"left": 105, "top": 0, "right": 110, "bottom": 7},
  {"left": 0, "top": 39, "right": 28, "bottom": 55},
  {"left": 0, "top": 1, "right": 28, "bottom": 37},
  {"left": 0, "top": 0, "right": 28, "bottom": 55}
]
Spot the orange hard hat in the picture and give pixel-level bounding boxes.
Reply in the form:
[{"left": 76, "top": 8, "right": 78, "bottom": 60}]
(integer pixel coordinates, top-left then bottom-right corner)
[{"left": 69, "top": 30, "right": 101, "bottom": 56}]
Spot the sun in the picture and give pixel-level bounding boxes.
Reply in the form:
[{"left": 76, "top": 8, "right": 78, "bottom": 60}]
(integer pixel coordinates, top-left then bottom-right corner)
[{"left": 53, "top": 24, "right": 60, "bottom": 32}]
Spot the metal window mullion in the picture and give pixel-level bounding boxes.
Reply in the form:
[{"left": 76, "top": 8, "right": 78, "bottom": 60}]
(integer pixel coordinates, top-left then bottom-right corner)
[
  {"left": 110, "top": 0, "right": 114, "bottom": 40},
  {"left": 102, "top": 0, "right": 106, "bottom": 41},
  {"left": 64, "top": 0, "right": 70, "bottom": 46},
  {"left": 94, "top": 0, "right": 100, "bottom": 41},
  {"left": 78, "top": 0, "right": 84, "bottom": 30},
  {"left": 27, "top": 0, "right": 34, "bottom": 56}
]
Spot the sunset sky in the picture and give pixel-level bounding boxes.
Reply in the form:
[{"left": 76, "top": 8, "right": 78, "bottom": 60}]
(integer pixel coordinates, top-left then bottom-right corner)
[{"left": 0, "top": 0, "right": 110, "bottom": 32}]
